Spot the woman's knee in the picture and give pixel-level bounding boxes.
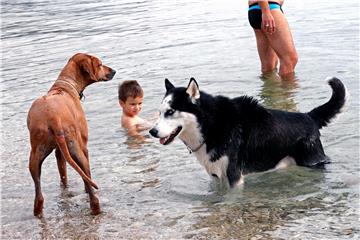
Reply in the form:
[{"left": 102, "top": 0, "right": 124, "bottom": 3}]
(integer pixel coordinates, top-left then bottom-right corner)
[
  {"left": 260, "top": 56, "right": 278, "bottom": 72},
  {"left": 261, "top": 61, "right": 277, "bottom": 72},
  {"left": 290, "top": 51, "right": 298, "bottom": 66},
  {"left": 281, "top": 51, "right": 298, "bottom": 68}
]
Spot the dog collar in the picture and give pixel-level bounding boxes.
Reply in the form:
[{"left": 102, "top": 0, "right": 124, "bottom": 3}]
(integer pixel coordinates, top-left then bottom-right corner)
[
  {"left": 182, "top": 140, "right": 205, "bottom": 154},
  {"left": 56, "top": 79, "right": 84, "bottom": 100}
]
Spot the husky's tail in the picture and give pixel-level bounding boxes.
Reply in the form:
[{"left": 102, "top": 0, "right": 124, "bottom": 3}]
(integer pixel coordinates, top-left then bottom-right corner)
[{"left": 308, "top": 77, "right": 347, "bottom": 129}]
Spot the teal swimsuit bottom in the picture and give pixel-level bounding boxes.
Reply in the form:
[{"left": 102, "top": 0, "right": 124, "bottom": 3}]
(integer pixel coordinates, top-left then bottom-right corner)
[
  {"left": 248, "top": 2, "right": 283, "bottom": 29},
  {"left": 248, "top": 2, "right": 281, "bottom": 11}
]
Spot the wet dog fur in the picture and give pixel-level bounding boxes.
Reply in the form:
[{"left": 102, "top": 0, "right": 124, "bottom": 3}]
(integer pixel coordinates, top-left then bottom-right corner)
[{"left": 149, "top": 77, "right": 346, "bottom": 187}]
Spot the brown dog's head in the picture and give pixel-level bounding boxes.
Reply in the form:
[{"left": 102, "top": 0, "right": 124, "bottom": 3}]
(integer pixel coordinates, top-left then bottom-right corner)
[{"left": 70, "top": 53, "right": 116, "bottom": 82}]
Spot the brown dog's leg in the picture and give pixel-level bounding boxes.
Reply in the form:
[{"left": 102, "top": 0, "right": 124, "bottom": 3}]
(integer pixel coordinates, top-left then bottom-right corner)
[
  {"left": 85, "top": 178, "right": 101, "bottom": 215},
  {"left": 83, "top": 160, "right": 100, "bottom": 214},
  {"left": 28, "top": 147, "right": 52, "bottom": 217},
  {"left": 82, "top": 148, "right": 101, "bottom": 215},
  {"left": 70, "top": 145, "right": 100, "bottom": 215},
  {"left": 82, "top": 148, "right": 91, "bottom": 193},
  {"left": 55, "top": 148, "right": 67, "bottom": 187}
]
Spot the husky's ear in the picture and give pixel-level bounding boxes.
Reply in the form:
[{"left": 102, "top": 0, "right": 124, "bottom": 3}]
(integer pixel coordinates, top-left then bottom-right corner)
[
  {"left": 186, "top": 77, "right": 200, "bottom": 103},
  {"left": 165, "top": 78, "right": 175, "bottom": 92}
]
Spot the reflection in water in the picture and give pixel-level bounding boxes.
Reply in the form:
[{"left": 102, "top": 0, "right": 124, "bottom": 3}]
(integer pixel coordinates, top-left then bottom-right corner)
[
  {"left": 187, "top": 168, "right": 351, "bottom": 239},
  {"left": 121, "top": 135, "right": 161, "bottom": 190},
  {"left": 1, "top": 0, "right": 358, "bottom": 238},
  {"left": 36, "top": 188, "right": 103, "bottom": 239},
  {"left": 39, "top": 218, "right": 55, "bottom": 239},
  {"left": 123, "top": 134, "right": 153, "bottom": 150},
  {"left": 259, "top": 70, "right": 299, "bottom": 111}
]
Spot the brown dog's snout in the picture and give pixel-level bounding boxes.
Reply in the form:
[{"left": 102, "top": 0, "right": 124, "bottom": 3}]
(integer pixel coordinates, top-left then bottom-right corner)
[{"left": 106, "top": 68, "right": 116, "bottom": 80}]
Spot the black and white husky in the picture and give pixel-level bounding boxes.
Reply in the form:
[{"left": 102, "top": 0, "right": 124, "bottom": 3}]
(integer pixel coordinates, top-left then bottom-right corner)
[{"left": 149, "top": 77, "right": 346, "bottom": 187}]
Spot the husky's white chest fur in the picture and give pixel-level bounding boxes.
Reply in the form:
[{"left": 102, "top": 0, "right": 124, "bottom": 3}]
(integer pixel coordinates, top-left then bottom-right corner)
[
  {"left": 177, "top": 117, "right": 230, "bottom": 182},
  {"left": 194, "top": 147, "right": 229, "bottom": 180}
]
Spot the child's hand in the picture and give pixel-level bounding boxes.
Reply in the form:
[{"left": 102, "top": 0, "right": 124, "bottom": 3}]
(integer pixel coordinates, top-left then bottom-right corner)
[{"left": 135, "top": 121, "right": 152, "bottom": 132}]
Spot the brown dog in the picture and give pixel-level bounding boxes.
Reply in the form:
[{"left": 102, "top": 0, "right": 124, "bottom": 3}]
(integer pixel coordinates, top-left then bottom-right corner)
[{"left": 27, "top": 53, "right": 116, "bottom": 217}]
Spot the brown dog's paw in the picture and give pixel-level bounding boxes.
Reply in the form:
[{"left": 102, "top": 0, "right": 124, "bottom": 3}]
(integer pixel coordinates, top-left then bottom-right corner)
[
  {"left": 34, "top": 212, "right": 44, "bottom": 219},
  {"left": 33, "top": 208, "right": 43, "bottom": 218},
  {"left": 90, "top": 206, "right": 101, "bottom": 215},
  {"left": 60, "top": 177, "right": 68, "bottom": 188},
  {"left": 33, "top": 196, "right": 44, "bottom": 218},
  {"left": 90, "top": 198, "right": 101, "bottom": 215}
]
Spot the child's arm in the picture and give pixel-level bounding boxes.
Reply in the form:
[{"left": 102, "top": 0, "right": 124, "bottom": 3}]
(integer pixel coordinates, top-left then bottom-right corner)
[
  {"left": 121, "top": 113, "right": 157, "bottom": 139},
  {"left": 121, "top": 115, "right": 149, "bottom": 140},
  {"left": 127, "top": 125, "right": 144, "bottom": 138},
  {"left": 141, "top": 112, "right": 159, "bottom": 128},
  {"left": 135, "top": 119, "right": 153, "bottom": 132}
]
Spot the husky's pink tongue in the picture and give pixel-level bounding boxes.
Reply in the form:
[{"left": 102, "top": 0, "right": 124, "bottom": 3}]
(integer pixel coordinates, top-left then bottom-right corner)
[{"left": 160, "top": 138, "right": 166, "bottom": 145}]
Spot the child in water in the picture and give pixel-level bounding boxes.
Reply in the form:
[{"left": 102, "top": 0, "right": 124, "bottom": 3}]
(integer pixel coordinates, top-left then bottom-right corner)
[{"left": 118, "top": 80, "right": 152, "bottom": 137}]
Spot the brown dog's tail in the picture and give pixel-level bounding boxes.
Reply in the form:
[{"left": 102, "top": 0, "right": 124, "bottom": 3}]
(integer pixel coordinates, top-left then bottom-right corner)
[{"left": 53, "top": 129, "right": 99, "bottom": 190}]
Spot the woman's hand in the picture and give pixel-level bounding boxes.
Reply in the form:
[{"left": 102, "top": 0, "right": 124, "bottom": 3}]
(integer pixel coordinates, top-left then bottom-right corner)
[{"left": 262, "top": 12, "right": 276, "bottom": 34}]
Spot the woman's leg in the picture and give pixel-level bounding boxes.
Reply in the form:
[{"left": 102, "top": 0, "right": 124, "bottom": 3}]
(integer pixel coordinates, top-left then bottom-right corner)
[
  {"left": 254, "top": 29, "right": 279, "bottom": 73},
  {"left": 264, "top": 10, "right": 298, "bottom": 78}
]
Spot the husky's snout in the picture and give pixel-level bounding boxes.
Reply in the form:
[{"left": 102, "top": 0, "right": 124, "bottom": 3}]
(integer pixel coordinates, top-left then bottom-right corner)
[{"left": 149, "top": 127, "right": 158, "bottom": 138}]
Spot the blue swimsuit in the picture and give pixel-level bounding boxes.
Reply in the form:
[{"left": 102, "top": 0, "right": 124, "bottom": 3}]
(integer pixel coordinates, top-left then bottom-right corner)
[{"left": 248, "top": 1, "right": 283, "bottom": 29}]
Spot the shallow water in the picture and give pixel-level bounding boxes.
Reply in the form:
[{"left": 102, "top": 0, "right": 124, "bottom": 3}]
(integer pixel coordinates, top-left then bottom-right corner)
[{"left": 1, "top": 0, "right": 359, "bottom": 239}]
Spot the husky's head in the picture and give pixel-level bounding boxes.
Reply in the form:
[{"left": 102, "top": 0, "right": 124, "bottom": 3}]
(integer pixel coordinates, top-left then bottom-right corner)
[{"left": 149, "top": 78, "right": 201, "bottom": 145}]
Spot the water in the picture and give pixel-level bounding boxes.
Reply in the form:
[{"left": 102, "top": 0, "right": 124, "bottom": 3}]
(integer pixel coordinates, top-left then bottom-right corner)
[{"left": 1, "top": 0, "right": 359, "bottom": 239}]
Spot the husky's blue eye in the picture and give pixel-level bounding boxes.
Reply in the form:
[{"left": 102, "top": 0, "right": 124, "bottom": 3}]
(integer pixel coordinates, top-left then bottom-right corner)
[{"left": 165, "top": 109, "right": 175, "bottom": 116}]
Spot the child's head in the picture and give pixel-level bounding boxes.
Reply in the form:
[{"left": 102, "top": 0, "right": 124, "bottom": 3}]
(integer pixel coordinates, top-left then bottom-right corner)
[{"left": 118, "top": 80, "right": 144, "bottom": 117}]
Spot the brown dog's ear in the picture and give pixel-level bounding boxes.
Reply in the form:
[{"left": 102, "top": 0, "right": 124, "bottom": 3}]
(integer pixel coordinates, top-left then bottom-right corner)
[{"left": 80, "top": 57, "right": 97, "bottom": 80}]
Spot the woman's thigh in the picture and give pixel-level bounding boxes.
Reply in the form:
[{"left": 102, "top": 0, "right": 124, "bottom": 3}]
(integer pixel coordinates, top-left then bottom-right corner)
[
  {"left": 254, "top": 29, "right": 278, "bottom": 69},
  {"left": 265, "top": 10, "right": 297, "bottom": 60}
]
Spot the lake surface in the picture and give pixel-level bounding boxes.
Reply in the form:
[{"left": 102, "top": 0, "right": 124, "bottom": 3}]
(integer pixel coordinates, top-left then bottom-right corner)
[{"left": 1, "top": 0, "right": 359, "bottom": 239}]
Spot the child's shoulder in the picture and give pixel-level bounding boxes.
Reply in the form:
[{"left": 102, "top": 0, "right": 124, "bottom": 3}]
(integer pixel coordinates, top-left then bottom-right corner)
[
  {"left": 121, "top": 115, "right": 136, "bottom": 129},
  {"left": 121, "top": 115, "right": 146, "bottom": 129}
]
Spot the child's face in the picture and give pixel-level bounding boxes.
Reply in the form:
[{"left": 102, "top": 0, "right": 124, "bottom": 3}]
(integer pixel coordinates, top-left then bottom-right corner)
[{"left": 120, "top": 96, "right": 143, "bottom": 117}]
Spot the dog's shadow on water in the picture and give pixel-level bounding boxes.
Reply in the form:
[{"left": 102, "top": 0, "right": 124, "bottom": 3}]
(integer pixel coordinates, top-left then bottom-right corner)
[
  {"left": 168, "top": 166, "right": 325, "bottom": 206},
  {"left": 223, "top": 166, "right": 326, "bottom": 203},
  {"left": 185, "top": 167, "right": 328, "bottom": 239}
]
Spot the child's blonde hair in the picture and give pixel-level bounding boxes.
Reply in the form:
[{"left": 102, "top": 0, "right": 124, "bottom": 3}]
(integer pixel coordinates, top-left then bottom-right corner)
[{"left": 118, "top": 80, "right": 144, "bottom": 102}]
